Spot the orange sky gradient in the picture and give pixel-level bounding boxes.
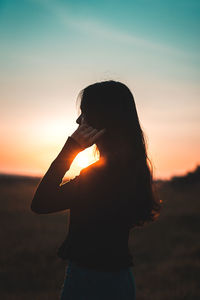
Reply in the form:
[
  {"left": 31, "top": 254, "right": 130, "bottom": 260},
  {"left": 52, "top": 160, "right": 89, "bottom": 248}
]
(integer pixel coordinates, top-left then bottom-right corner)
[{"left": 1, "top": 111, "right": 199, "bottom": 181}]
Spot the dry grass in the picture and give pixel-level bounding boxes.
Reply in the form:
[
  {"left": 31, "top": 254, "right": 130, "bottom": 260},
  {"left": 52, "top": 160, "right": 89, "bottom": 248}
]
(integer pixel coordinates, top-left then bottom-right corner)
[{"left": 0, "top": 178, "right": 199, "bottom": 299}]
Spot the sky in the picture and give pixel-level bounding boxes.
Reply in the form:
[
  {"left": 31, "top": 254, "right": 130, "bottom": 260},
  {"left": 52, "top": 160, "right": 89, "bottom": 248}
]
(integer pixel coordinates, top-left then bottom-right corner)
[{"left": 0, "top": 0, "right": 200, "bottom": 180}]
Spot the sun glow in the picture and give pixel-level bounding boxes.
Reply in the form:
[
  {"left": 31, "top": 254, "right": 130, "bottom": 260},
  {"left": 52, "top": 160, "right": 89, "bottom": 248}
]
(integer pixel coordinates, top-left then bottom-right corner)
[
  {"left": 75, "top": 151, "right": 91, "bottom": 168},
  {"left": 63, "top": 145, "right": 100, "bottom": 179}
]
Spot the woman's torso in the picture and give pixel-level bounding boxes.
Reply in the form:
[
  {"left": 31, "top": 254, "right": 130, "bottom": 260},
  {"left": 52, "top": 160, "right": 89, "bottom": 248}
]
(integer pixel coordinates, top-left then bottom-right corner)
[{"left": 57, "top": 160, "right": 135, "bottom": 271}]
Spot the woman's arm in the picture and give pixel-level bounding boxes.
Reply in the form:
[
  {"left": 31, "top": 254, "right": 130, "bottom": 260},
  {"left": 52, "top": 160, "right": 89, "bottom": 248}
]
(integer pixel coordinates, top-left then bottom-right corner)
[
  {"left": 31, "top": 136, "right": 84, "bottom": 214},
  {"left": 31, "top": 123, "right": 106, "bottom": 214}
]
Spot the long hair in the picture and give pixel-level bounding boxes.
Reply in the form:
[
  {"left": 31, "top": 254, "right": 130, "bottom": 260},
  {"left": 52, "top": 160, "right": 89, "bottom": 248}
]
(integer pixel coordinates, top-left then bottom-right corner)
[{"left": 77, "top": 80, "right": 161, "bottom": 228}]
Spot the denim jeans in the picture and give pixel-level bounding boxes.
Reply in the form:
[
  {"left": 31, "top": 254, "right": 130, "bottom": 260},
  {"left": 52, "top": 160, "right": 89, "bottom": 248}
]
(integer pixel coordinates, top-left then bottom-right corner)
[{"left": 60, "top": 260, "right": 136, "bottom": 300}]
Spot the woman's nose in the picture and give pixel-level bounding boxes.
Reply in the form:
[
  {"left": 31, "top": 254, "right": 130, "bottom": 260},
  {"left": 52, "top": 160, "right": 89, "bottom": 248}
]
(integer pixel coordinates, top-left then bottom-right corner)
[{"left": 76, "top": 114, "right": 83, "bottom": 125}]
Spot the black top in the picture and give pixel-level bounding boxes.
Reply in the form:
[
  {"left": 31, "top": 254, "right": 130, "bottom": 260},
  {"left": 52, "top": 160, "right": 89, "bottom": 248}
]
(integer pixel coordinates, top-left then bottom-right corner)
[{"left": 32, "top": 136, "right": 135, "bottom": 271}]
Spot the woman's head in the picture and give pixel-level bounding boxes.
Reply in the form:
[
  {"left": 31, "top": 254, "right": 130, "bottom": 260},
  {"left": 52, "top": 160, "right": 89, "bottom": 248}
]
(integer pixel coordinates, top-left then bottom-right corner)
[
  {"left": 77, "top": 80, "right": 144, "bottom": 161},
  {"left": 77, "top": 80, "right": 138, "bottom": 132},
  {"left": 76, "top": 80, "right": 161, "bottom": 228}
]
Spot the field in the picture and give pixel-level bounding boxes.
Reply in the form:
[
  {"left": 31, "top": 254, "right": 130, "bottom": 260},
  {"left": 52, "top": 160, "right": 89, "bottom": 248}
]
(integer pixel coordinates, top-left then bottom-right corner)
[{"left": 0, "top": 175, "right": 199, "bottom": 299}]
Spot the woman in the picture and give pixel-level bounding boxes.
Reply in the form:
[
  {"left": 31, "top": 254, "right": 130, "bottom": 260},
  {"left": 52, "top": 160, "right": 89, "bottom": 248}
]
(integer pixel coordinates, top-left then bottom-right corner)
[{"left": 31, "top": 80, "right": 161, "bottom": 299}]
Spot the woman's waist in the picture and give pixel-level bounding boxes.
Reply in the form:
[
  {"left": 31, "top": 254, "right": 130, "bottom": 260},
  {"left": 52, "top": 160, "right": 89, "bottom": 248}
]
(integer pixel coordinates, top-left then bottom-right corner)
[{"left": 68, "top": 257, "right": 133, "bottom": 272}]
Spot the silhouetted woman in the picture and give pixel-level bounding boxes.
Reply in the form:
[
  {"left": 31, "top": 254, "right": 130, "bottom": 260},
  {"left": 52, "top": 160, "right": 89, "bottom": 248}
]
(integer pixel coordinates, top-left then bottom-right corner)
[{"left": 31, "top": 80, "right": 161, "bottom": 299}]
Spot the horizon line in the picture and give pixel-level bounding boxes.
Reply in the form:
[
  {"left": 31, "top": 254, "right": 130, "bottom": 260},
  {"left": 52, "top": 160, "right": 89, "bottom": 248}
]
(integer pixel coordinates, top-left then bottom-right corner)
[{"left": 1, "top": 165, "right": 200, "bottom": 182}]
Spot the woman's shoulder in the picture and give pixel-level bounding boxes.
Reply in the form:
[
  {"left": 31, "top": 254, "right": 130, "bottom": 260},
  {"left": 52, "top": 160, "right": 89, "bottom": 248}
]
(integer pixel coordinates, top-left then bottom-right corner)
[
  {"left": 80, "top": 158, "right": 107, "bottom": 176},
  {"left": 79, "top": 159, "right": 127, "bottom": 190},
  {"left": 78, "top": 159, "right": 120, "bottom": 192}
]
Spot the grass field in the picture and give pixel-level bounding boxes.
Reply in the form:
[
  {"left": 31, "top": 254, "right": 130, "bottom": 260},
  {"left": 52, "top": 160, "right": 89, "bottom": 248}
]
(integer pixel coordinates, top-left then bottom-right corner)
[{"left": 0, "top": 175, "right": 199, "bottom": 299}]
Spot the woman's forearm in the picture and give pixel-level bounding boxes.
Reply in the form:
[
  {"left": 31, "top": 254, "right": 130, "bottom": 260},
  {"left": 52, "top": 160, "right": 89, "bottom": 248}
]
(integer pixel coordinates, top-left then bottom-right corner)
[
  {"left": 46, "top": 136, "right": 84, "bottom": 184},
  {"left": 31, "top": 136, "right": 84, "bottom": 213}
]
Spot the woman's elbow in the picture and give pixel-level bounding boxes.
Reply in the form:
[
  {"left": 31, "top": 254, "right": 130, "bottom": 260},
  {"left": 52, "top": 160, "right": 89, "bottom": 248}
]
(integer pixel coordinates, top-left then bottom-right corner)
[
  {"left": 30, "top": 197, "right": 58, "bottom": 214},
  {"left": 30, "top": 196, "right": 48, "bottom": 214},
  {"left": 31, "top": 201, "right": 43, "bottom": 214}
]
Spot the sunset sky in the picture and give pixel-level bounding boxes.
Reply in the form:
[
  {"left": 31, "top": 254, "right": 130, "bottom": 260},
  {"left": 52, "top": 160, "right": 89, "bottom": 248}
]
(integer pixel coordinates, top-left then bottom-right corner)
[{"left": 0, "top": 0, "right": 199, "bottom": 180}]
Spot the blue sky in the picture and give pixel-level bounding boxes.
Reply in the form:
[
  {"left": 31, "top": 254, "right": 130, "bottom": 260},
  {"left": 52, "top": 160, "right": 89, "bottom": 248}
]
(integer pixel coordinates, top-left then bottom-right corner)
[{"left": 0, "top": 0, "right": 200, "bottom": 179}]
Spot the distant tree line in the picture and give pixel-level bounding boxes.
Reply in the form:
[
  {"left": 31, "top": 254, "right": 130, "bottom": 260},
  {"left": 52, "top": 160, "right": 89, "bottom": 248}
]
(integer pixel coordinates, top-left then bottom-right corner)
[
  {"left": 1, "top": 165, "right": 200, "bottom": 187},
  {"left": 0, "top": 173, "right": 41, "bottom": 185},
  {"left": 170, "top": 165, "right": 200, "bottom": 187}
]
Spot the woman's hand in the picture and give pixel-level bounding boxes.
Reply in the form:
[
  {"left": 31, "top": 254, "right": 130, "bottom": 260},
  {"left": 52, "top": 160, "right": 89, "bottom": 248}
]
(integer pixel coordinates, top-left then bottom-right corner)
[{"left": 71, "top": 124, "right": 106, "bottom": 148}]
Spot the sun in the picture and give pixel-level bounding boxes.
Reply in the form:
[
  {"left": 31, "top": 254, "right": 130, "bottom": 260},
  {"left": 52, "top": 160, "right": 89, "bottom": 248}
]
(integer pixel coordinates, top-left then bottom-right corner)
[
  {"left": 75, "top": 151, "right": 91, "bottom": 168},
  {"left": 66, "top": 146, "right": 100, "bottom": 179}
]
